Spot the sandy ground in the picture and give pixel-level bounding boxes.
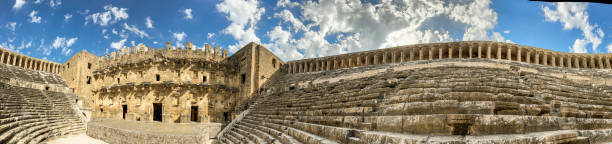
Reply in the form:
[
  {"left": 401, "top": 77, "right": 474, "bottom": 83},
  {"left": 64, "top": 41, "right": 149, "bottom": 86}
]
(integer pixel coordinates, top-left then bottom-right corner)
[{"left": 45, "top": 133, "right": 107, "bottom": 144}]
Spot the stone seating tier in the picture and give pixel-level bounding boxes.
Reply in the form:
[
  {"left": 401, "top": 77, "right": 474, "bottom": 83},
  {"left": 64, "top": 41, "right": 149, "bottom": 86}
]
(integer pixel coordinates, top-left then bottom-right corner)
[
  {"left": 218, "top": 60, "right": 612, "bottom": 144},
  {"left": 0, "top": 82, "right": 85, "bottom": 144}
]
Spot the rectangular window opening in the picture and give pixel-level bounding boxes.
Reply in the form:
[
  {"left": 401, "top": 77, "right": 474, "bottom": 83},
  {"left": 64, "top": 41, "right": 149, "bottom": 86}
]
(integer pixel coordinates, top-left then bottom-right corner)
[
  {"left": 156, "top": 74, "right": 160, "bottom": 81},
  {"left": 202, "top": 76, "right": 207, "bottom": 82},
  {"left": 240, "top": 74, "right": 246, "bottom": 84},
  {"left": 86, "top": 76, "right": 91, "bottom": 84},
  {"left": 87, "top": 63, "right": 92, "bottom": 69}
]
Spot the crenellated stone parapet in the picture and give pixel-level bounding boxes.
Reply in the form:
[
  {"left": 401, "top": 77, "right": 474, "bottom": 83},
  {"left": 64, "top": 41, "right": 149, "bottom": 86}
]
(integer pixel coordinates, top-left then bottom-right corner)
[
  {"left": 283, "top": 41, "right": 612, "bottom": 74},
  {"left": 0, "top": 46, "right": 64, "bottom": 74},
  {"left": 98, "top": 42, "right": 230, "bottom": 69}
]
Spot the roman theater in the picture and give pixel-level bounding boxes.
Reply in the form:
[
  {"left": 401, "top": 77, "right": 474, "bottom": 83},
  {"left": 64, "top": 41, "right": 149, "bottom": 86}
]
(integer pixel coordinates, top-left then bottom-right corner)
[{"left": 1, "top": 41, "right": 612, "bottom": 143}]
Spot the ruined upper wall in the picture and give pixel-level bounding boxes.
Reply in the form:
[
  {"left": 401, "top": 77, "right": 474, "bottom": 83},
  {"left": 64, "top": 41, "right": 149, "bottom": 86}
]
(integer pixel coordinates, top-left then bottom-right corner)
[
  {"left": 0, "top": 46, "right": 64, "bottom": 74},
  {"left": 284, "top": 41, "right": 612, "bottom": 74},
  {"left": 97, "top": 42, "right": 229, "bottom": 68}
]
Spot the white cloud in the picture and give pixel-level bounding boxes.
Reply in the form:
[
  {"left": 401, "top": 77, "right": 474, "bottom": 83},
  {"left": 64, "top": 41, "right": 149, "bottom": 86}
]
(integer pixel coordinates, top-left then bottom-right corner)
[
  {"left": 51, "top": 37, "right": 77, "bottom": 56},
  {"left": 85, "top": 5, "right": 129, "bottom": 26},
  {"left": 5, "top": 22, "right": 17, "bottom": 32},
  {"left": 216, "top": 0, "right": 265, "bottom": 52},
  {"left": 78, "top": 9, "right": 89, "bottom": 15},
  {"left": 64, "top": 14, "right": 72, "bottom": 22},
  {"left": 183, "top": 8, "right": 193, "bottom": 19},
  {"left": 49, "top": 0, "right": 61, "bottom": 8},
  {"left": 123, "top": 23, "right": 149, "bottom": 38},
  {"left": 34, "top": 0, "right": 42, "bottom": 4},
  {"left": 542, "top": 2, "right": 604, "bottom": 53},
  {"left": 207, "top": 33, "right": 215, "bottom": 40},
  {"left": 173, "top": 32, "right": 187, "bottom": 42},
  {"left": 504, "top": 30, "right": 510, "bottom": 34},
  {"left": 231, "top": 0, "right": 506, "bottom": 61},
  {"left": 607, "top": 43, "right": 612, "bottom": 53},
  {"left": 52, "top": 36, "right": 77, "bottom": 48},
  {"left": 145, "top": 17, "right": 153, "bottom": 28},
  {"left": 29, "top": 10, "right": 41, "bottom": 23},
  {"left": 13, "top": 0, "right": 26, "bottom": 10},
  {"left": 110, "top": 39, "right": 127, "bottom": 50}
]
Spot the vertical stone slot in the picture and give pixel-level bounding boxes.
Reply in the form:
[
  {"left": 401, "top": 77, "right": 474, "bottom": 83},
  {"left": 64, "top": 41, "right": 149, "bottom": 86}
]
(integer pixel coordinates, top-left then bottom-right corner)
[{"left": 122, "top": 104, "right": 127, "bottom": 120}]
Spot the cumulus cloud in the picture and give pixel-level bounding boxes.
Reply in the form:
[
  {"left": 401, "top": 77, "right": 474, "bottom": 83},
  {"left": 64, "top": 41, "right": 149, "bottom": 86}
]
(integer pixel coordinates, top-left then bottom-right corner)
[
  {"left": 34, "top": 0, "right": 42, "bottom": 4},
  {"left": 49, "top": 0, "right": 61, "bottom": 8},
  {"left": 183, "top": 8, "right": 193, "bottom": 19},
  {"left": 223, "top": 0, "right": 507, "bottom": 61},
  {"left": 5, "top": 22, "right": 17, "bottom": 32},
  {"left": 29, "top": 11, "right": 41, "bottom": 23},
  {"left": 145, "top": 17, "right": 153, "bottom": 28},
  {"left": 173, "top": 32, "right": 187, "bottom": 42},
  {"left": 52, "top": 36, "right": 77, "bottom": 48},
  {"left": 51, "top": 37, "right": 77, "bottom": 56},
  {"left": 13, "top": 0, "right": 26, "bottom": 10},
  {"left": 504, "top": 30, "right": 510, "bottom": 34},
  {"left": 607, "top": 43, "right": 612, "bottom": 53},
  {"left": 64, "top": 14, "right": 72, "bottom": 22},
  {"left": 542, "top": 2, "right": 604, "bottom": 53},
  {"left": 122, "top": 23, "right": 149, "bottom": 38},
  {"left": 85, "top": 5, "right": 129, "bottom": 26},
  {"left": 216, "top": 0, "right": 265, "bottom": 52},
  {"left": 110, "top": 39, "right": 127, "bottom": 50}
]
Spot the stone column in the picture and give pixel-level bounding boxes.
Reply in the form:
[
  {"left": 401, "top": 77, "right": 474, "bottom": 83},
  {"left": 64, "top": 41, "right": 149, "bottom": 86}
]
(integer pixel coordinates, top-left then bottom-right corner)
[
  {"left": 365, "top": 54, "right": 370, "bottom": 65},
  {"left": 534, "top": 52, "right": 540, "bottom": 64},
  {"left": 486, "top": 44, "right": 492, "bottom": 59},
  {"left": 349, "top": 55, "right": 354, "bottom": 67},
  {"left": 12, "top": 54, "right": 17, "bottom": 65},
  {"left": 400, "top": 50, "right": 405, "bottom": 63},
  {"left": 419, "top": 47, "right": 424, "bottom": 60},
  {"left": 382, "top": 52, "right": 387, "bottom": 64},
  {"left": 374, "top": 54, "right": 378, "bottom": 65},
  {"left": 449, "top": 45, "right": 454, "bottom": 59},
  {"left": 0, "top": 52, "right": 4, "bottom": 63},
  {"left": 333, "top": 59, "right": 338, "bottom": 69},
  {"left": 559, "top": 56, "right": 564, "bottom": 67},
  {"left": 517, "top": 47, "right": 522, "bottom": 62},
  {"left": 429, "top": 46, "right": 434, "bottom": 60},
  {"left": 478, "top": 43, "right": 483, "bottom": 58},
  {"left": 605, "top": 56, "right": 611, "bottom": 69},
  {"left": 410, "top": 47, "right": 415, "bottom": 61},
  {"left": 438, "top": 45, "right": 443, "bottom": 59},
  {"left": 590, "top": 56, "right": 596, "bottom": 68},
  {"left": 507, "top": 46, "right": 512, "bottom": 61},
  {"left": 459, "top": 45, "right": 463, "bottom": 58},
  {"left": 543, "top": 53, "right": 548, "bottom": 65},
  {"left": 357, "top": 55, "right": 362, "bottom": 66},
  {"left": 574, "top": 57, "right": 580, "bottom": 68},
  {"left": 551, "top": 54, "right": 556, "bottom": 66},
  {"left": 497, "top": 45, "right": 502, "bottom": 59},
  {"left": 598, "top": 56, "right": 604, "bottom": 69}
]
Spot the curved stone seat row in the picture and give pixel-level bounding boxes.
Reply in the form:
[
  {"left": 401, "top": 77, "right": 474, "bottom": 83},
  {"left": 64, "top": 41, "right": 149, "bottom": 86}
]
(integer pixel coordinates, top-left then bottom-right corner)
[
  {"left": 0, "top": 63, "right": 66, "bottom": 85},
  {"left": 285, "top": 41, "right": 612, "bottom": 74},
  {"left": 218, "top": 60, "right": 612, "bottom": 143},
  {"left": 0, "top": 80, "right": 84, "bottom": 143}
]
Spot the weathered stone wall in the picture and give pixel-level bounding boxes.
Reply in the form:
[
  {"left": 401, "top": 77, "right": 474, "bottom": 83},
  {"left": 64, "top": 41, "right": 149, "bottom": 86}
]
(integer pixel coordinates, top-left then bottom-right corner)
[
  {"left": 83, "top": 42, "right": 239, "bottom": 123},
  {"left": 219, "top": 58, "right": 612, "bottom": 144},
  {"left": 61, "top": 50, "right": 100, "bottom": 122},
  {"left": 284, "top": 41, "right": 612, "bottom": 74}
]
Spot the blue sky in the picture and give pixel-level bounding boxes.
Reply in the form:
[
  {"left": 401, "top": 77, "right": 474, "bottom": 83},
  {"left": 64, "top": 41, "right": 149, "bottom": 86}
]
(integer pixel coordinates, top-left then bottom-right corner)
[{"left": 1, "top": 0, "right": 612, "bottom": 63}]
